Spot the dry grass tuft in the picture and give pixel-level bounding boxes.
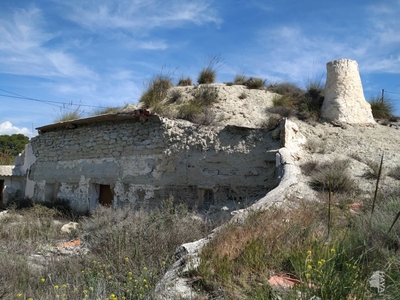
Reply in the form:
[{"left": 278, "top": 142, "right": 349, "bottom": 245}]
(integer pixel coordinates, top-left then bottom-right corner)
[{"left": 0, "top": 199, "right": 212, "bottom": 299}]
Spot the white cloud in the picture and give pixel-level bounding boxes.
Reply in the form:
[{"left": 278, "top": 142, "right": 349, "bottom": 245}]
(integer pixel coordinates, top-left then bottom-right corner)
[
  {"left": 0, "top": 121, "right": 33, "bottom": 137},
  {"left": 55, "top": 0, "right": 221, "bottom": 31},
  {"left": 0, "top": 7, "right": 97, "bottom": 79}
]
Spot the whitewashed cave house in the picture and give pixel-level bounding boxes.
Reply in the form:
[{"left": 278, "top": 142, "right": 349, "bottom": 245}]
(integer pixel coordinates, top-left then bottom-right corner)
[{"left": 16, "top": 111, "right": 280, "bottom": 214}]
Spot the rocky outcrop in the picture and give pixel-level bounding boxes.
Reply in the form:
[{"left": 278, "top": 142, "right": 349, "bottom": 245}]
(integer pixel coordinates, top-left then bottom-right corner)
[{"left": 321, "top": 58, "right": 375, "bottom": 124}]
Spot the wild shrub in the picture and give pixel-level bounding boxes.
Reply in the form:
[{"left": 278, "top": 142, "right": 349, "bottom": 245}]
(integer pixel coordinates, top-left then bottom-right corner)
[
  {"left": 177, "top": 77, "right": 192, "bottom": 86},
  {"left": 388, "top": 165, "right": 400, "bottom": 180},
  {"left": 363, "top": 159, "right": 385, "bottom": 180},
  {"left": 233, "top": 74, "right": 247, "bottom": 85},
  {"left": 192, "top": 84, "right": 219, "bottom": 106},
  {"left": 140, "top": 75, "right": 173, "bottom": 109},
  {"left": 90, "top": 106, "right": 124, "bottom": 116},
  {"left": 261, "top": 114, "right": 281, "bottom": 131},
  {"left": 272, "top": 94, "right": 297, "bottom": 109},
  {"left": 300, "top": 160, "right": 319, "bottom": 176},
  {"left": 168, "top": 89, "right": 183, "bottom": 103},
  {"left": 245, "top": 77, "right": 266, "bottom": 89},
  {"left": 238, "top": 91, "right": 247, "bottom": 100},
  {"left": 267, "top": 105, "right": 296, "bottom": 118},
  {"left": 195, "top": 192, "right": 400, "bottom": 299},
  {"left": 197, "top": 68, "right": 215, "bottom": 84},
  {"left": 54, "top": 102, "right": 84, "bottom": 122},
  {"left": 298, "top": 81, "right": 324, "bottom": 120},
  {"left": 305, "top": 137, "right": 326, "bottom": 154},
  {"left": 369, "top": 96, "right": 394, "bottom": 119},
  {"left": 177, "top": 101, "right": 203, "bottom": 121},
  {"left": 0, "top": 201, "right": 212, "bottom": 299},
  {"left": 268, "top": 82, "right": 304, "bottom": 101},
  {"left": 310, "top": 159, "right": 356, "bottom": 192},
  {"left": 197, "top": 55, "right": 223, "bottom": 84},
  {"left": 269, "top": 81, "right": 324, "bottom": 120},
  {"left": 187, "top": 108, "right": 217, "bottom": 126},
  {"left": 176, "top": 85, "right": 219, "bottom": 123}
]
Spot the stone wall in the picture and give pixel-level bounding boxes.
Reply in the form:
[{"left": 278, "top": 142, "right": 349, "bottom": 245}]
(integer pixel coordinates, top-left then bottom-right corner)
[{"left": 29, "top": 116, "right": 280, "bottom": 213}]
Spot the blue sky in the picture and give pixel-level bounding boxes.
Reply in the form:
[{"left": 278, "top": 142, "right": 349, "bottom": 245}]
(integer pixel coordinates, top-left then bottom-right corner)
[{"left": 1, "top": 0, "right": 399, "bottom": 137}]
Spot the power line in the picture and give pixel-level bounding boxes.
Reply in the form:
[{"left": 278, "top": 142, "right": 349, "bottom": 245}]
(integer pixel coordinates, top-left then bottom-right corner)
[
  {"left": 0, "top": 88, "right": 109, "bottom": 109},
  {"left": 385, "top": 91, "right": 400, "bottom": 95}
]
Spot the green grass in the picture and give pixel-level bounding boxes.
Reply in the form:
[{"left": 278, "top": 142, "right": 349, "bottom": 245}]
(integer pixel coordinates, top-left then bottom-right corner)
[
  {"left": 90, "top": 106, "right": 125, "bottom": 116},
  {"left": 192, "top": 84, "right": 219, "bottom": 106},
  {"left": 369, "top": 96, "right": 395, "bottom": 119},
  {"left": 54, "top": 103, "right": 84, "bottom": 122},
  {"left": 194, "top": 190, "right": 400, "bottom": 299},
  {"left": 233, "top": 73, "right": 247, "bottom": 85},
  {"left": 139, "top": 75, "right": 173, "bottom": 109},
  {"left": 177, "top": 101, "right": 203, "bottom": 121},
  {"left": 268, "top": 81, "right": 324, "bottom": 120},
  {"left": 245, "top": 77, "right": 266, "bottom": 89},
  {"left": 309, "top": 159, "right": 356, "bottom": 192},
  {"left": 197, "top": 54, "right": 223, "bottom": 84},
  {"left": 177, "top": 77, "right": 192, "bottom": 86},
  {"left": 177, "top": 85, "right": 219, "bottom": 123},
  {"left": 197, "top": 68, "right": 216, "bottom": 84}
]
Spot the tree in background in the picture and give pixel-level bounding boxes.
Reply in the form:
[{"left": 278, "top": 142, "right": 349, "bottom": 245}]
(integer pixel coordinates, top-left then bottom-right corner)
[{"left": 0, "top": 134, "right": 29, "bottom": 165}]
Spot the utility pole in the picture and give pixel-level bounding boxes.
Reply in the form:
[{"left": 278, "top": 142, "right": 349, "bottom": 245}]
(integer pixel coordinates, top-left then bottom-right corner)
[{"left": 381, "top": 89, "right": 385, "bottom": 102}]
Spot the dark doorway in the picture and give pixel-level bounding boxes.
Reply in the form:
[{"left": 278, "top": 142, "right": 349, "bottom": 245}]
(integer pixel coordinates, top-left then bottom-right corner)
[
  {"left": 99, "top": 184, "right": 113, "bottom": 207},
  {"left": 204, "top": 189, "right": 214, "bottom": 208},
  {"left": 0, "top": 180, "right": 4, "bottom": 205}
]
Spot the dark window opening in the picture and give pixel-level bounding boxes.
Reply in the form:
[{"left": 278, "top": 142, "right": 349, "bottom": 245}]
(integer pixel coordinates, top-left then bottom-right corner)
[
  {"left": 0, "top": 180, "right": 4, "bottom": 205},
  {"left": 204, "top": 189, "right": 214, "bottom": 207},
  {"left": 99, "top": 184, "right": 113, "bottom": 207}
]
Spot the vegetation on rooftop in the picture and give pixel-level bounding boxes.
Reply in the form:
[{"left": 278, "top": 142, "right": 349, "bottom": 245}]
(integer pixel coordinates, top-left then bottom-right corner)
[
  {"left": 53, "top": 102, "right": 85, "bottom": 123},
  {"left": 197, "top": 55, "right": 223, "bottom": 84},
  {"left": 139, "top": 74, "right": 174, "bottom": 110},
  {"left": 268, "top": 80, "right": 325, "bottom": 121}
]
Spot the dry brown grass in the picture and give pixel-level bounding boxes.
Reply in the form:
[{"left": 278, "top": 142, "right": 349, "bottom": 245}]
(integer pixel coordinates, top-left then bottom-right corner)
[{"left": 0, "top": 200, "right": 212, "bottom": 299}]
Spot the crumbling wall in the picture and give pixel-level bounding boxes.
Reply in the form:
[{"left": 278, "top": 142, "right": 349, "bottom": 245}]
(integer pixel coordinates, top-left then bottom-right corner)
[{"left": 29, "top": 116, "right": 279, "bottom": 213}]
